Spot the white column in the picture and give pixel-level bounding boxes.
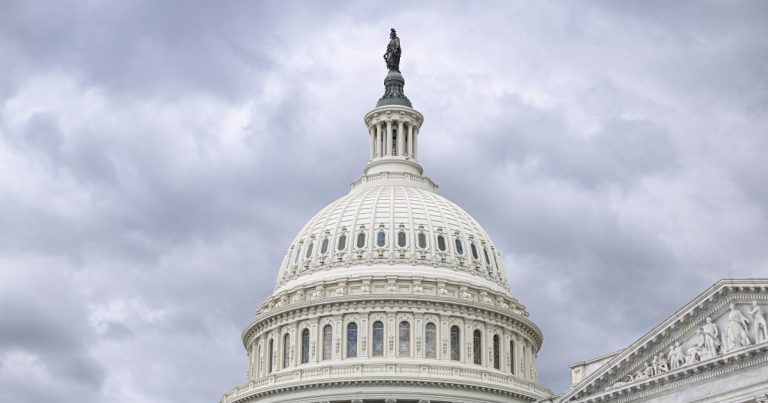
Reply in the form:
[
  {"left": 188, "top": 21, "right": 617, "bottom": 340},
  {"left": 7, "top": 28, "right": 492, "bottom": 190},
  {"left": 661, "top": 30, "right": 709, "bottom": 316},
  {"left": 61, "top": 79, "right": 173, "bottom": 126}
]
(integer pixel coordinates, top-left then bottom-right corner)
[
  {"left": 369, "top": 125, "right": 375, "bottom": 160},
  {"left": 407, "top": 123, "right": 414, "bottom": 157},
  {"left": 310, "top": 321, "right": 318, "bottom": 363},
  {"left": 396, "top": 120, "right": 405, "bottom": 156},
  {"left": 413, "top": 127, "right": 419, "bottom": 159},
  {"left": 248, "top": 342, "right": 255, "bottom": 380},
  {"left": 375, "top": 123, "right": 382, "bottom": 158},
  {"left": 385, "top": 120, "right": 393, "bottom": 156}
]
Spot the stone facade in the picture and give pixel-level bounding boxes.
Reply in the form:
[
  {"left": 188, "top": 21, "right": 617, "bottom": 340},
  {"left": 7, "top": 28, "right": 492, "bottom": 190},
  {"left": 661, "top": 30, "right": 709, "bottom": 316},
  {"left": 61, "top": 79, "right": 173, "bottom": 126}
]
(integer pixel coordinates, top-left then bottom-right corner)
[{"left": 559, "top": 279, "right": 768, "bottom": 403}]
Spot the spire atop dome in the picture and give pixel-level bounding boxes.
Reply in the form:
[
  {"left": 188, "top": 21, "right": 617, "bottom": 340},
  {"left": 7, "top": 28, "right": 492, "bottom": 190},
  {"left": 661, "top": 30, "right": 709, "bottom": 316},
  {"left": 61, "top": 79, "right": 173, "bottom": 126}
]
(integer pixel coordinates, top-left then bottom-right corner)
[
  {"left": 378, "top": 28, "right": 411, "bottom": 107},
  {"left": 356, "top": 29, "right": 429, "bottom": 189}
]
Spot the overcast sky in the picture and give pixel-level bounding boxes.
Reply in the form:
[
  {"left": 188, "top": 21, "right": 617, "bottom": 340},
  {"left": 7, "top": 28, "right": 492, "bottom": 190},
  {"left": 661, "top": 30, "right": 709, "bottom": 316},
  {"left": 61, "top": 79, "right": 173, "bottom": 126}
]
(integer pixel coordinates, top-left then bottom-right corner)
[{"left": 1, "top": 1, "right": 767, "bottom": 402}]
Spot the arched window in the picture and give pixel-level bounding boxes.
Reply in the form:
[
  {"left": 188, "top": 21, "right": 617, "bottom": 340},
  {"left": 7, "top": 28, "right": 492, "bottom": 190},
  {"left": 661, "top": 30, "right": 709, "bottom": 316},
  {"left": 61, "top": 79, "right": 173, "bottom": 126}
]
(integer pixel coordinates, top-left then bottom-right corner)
[
  {"left": 347, "top": 323, "right": 358, "bottom": 358},
  {"left": 337, "top": 234, "right": 347, "bottom": 251},
  {"left": 450, "top": 326, "right": 460, "bottom": 361},
  {"left": 417, "top": 232, "right": 427, "bottom": 249},
  {"left": 470, "top": 242, "right": 479, "bottom": 260},
  {"left": 399, "top": 321, "right": 411, "bottom": 356},
  {"left": 305, "top": 242, "right": 313, "bottom": 259},
  {"left": 484, "top": 248, "right": 491, "bottom": 265},
  {"left": 283, "top": 333, "right": 291, "bottom": 368},
  {"left": 356, "top": 232, "right": 366, "bottom": 248},
  {"left": 322, "top": 325, "right": 332, "bottom": 360},
  {"left": 473, "top": 330, "right": 482, "bottom": 365},
  {"left": 436, "top": 234, "right": 446, "bottom": 251},
  {"left": 397, "top": 231, "right": 407, "bottom": 247},
  {"left": 267, "top": 339, "right": 274, "bottom": 373},
  {"left": 493, "top": 334, "right": 500, "bottom": 369},
  {"left": 455, "top": 238, "right": 464, "bottom": 255},
  {"left": 510, "top": 340, "right": 515, "bottom": 374},
  {"left": 425, "top": 323, "right": 436, "bottom": 359},
  {"left": 376, "top": 230, "right": 386, "bottom": 247},
  {"left": 372, "top": 321, "right": 384, "bottom": 357},
  {"left": 320, "top": 238, "right": 329, "bottom": 254},
  {"left": 301, "top": 329, "right": 310, "bottom": 364}
]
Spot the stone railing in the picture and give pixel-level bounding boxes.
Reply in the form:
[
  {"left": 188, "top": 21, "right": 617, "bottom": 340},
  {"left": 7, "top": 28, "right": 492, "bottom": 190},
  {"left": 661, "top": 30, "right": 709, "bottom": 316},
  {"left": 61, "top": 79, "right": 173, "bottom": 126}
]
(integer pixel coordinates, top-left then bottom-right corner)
[
  {"left": 220, "top": 361, "right": 553, "bottom": 403},
  {"left": 349, "top": 171, "right": 438, "bottom": 191}
]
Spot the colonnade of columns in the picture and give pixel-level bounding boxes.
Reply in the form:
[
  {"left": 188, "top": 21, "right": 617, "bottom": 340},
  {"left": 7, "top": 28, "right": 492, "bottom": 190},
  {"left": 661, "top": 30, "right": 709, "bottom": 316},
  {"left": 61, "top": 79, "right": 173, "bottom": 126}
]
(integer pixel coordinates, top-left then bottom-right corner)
[{"left": 368, "top": 119, "right": 419, "bottom": 160}]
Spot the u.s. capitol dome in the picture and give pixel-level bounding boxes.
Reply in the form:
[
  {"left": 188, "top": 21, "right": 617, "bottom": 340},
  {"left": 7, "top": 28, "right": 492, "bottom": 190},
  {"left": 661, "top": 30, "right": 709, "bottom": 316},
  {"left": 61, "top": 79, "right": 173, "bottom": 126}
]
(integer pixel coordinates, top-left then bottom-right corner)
[{"left": 221, "top": 30, "right": 552, "bottom": 403}]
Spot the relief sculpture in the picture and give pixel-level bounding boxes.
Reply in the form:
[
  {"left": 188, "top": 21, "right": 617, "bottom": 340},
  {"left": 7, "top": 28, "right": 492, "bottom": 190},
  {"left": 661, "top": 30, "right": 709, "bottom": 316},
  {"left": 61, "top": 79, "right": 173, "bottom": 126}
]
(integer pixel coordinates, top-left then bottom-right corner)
[
  {"left": 749, "top": 300, "right": 768, "bottom": 343},
  {"left": 724, "top": 303, "right": 752, "bottom": 352},
  {"left": 612, "top": 301, "right": 767, "bottom": 389}
]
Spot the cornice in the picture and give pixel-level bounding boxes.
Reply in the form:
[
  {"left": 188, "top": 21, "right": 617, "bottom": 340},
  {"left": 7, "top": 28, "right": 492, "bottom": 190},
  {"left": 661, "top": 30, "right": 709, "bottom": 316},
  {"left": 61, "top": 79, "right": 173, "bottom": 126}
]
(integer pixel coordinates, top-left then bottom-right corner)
[{"left": 221, "top": 364, "right": 553, "bottom": 403}]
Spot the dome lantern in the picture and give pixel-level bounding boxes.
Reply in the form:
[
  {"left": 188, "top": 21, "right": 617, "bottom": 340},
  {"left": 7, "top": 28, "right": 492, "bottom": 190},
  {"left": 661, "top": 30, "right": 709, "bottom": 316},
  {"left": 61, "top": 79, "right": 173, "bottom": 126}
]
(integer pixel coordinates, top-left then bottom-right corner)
[{"left": 362, "top": 29, "right": 425, "bottom": 178}]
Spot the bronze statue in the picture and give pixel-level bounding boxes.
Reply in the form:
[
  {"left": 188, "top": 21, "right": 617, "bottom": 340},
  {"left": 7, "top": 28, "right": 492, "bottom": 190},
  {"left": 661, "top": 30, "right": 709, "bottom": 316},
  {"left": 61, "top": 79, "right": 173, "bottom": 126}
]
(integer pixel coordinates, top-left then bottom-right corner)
[{"left": 384, "top": 28, "right": 401, "bottom": 72}]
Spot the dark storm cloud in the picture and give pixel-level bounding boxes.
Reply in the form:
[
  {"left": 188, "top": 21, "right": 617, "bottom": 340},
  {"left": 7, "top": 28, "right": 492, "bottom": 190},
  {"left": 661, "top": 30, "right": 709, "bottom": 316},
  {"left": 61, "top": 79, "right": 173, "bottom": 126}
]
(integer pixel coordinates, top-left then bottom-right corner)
[{"left": 1, "top": 1, "right": 766, "bottom": 401}]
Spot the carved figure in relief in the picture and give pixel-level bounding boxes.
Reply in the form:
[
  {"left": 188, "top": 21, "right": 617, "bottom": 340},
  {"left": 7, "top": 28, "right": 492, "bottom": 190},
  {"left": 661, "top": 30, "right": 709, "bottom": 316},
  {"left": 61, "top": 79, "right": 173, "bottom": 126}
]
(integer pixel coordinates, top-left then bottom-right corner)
[
  {"left": 656, "top": 353, "right": 669, "bottom": 373},
  {"left": 667, "top": 342, "right": 685, "bottom": 369},
  {"left": 685, "top": 332, "right": 703, "bottom": 365},
  {"left": 701, "top": 317, "right": 721, "bottom": 358},
  {"left": 749, "top": 300, "right": 768, "bottom": 343},
  {"left": 634, "top": 362, "right": 653, "bottom": 380},
  {"left": 612, "top": 374, "right": 633, "bottom": 388},
  {"left": 690, "top": 328, "right": 714, "bottom": 361},
  {"left": 724, "top": 302, "right": 752, "bottom": 352}
]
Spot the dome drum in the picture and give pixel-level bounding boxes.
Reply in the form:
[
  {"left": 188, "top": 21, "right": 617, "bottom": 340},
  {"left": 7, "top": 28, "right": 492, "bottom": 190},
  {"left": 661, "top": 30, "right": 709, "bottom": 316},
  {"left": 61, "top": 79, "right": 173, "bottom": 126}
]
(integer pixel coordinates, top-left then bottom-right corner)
[{"left": 224, "top": 280, "right": 546, "bottom": 403}]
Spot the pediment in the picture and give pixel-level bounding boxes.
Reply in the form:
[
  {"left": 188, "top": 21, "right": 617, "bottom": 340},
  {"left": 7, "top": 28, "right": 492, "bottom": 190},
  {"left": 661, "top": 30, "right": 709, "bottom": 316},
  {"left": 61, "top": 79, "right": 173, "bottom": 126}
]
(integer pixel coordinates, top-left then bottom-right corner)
[{"left": 560, "top": 279, "right": 768, "bottom": 402}]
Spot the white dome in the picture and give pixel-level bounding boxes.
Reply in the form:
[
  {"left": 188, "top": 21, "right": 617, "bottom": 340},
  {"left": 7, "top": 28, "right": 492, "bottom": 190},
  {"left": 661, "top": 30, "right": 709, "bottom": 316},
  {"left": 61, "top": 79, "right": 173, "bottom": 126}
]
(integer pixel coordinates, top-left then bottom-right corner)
[
  {"left": 221, "top": 40, "right": 551, "bottom": 403},
  {"left": 275, "top": 179, "right": 511, "bottom": 295}
]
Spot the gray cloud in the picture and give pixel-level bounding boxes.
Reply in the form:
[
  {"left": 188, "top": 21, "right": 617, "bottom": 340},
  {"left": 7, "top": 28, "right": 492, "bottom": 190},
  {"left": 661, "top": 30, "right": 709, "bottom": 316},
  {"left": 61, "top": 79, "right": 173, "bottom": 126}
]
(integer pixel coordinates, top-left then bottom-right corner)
[{"left": 0, "top": 1, "right": 766, "bottom": 401}]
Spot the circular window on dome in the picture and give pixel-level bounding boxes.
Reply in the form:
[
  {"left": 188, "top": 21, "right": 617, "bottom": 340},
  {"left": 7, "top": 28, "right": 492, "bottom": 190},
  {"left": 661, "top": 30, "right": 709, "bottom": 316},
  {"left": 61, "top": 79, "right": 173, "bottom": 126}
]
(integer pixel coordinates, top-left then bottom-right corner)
[
  {"left": 483, "top": 247, "right": 491, "bottom": 265},
  {"left": 320, "top": 238, "right": 329, "bottom": 255},
  {"left": 376, "top": 230, "right": 386, "bottom": 247},
  {"left": 436, "top": 234, "right": 447, "bottom": 252},
  {"left": 356, "top": 232, "right": 366, "bottom": 249},
  {"left": 337, "top": 234, "right": 347, "bottom": 251},
  {"left": 470, "top": 242, "right": 479, "bottom": 260},
  {"left": 417, "top": 232, "right": 427, "bottom": 249},
  {"left": 454, "top": 238, "right": 464, "bottom": 255}
]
